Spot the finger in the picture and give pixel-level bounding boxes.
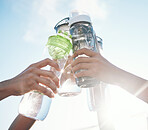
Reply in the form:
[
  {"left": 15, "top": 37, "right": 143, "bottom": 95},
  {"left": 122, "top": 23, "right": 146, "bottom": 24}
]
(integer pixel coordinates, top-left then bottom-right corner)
[
  {"left": 64, "top": 56, "right": 73, "bottom": 69},
  {"left": 75, "top": 70, "right": 91, "bottom": 78},
  {"left": 35, "top": 84, "right": 55, "bottom": 98},
  {"left": 72, "top": 63, "right": 92, "bottom": 73},
  {"left": 73, "top": 48, "right": 97, "bottom": 58},
  {"left": 71, "top": 57, "right": 98, "bottom": 67},
  {"left": 35, "top": 69, "right": 59, "bottom": 87},
  {"left": 31, "top": 58, "right": 60, "bottom": 71},
  {"left": 36, "top": 76, "right": 58, "bottom": 94}
]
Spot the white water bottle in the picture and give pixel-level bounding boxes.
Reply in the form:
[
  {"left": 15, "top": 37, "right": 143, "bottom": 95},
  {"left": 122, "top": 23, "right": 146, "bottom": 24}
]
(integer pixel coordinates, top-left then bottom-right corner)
[{"left": 69, "top": 10, "right": 99, "bottom": 88}]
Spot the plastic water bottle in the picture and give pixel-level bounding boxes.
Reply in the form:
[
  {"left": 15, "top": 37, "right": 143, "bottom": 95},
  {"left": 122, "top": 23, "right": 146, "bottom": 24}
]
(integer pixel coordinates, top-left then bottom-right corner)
[
  {"left": 69, "top": 10, "right": 99, "bottom": 88},
  {"left": 19, "top": 90, "right": 52, "bottom": 121},
  {"left": 46, "top": 19, "right": 81, "bottom": 97}
]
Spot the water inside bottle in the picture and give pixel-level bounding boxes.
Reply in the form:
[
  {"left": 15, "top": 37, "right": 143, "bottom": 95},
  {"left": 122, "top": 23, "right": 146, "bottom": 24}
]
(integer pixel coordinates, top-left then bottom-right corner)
[
  {"left": 19, "top": 91, "right": 52, "bottom": 120},
  {"left": 70, "top": 23, "right": 99, "bottom": 88}
]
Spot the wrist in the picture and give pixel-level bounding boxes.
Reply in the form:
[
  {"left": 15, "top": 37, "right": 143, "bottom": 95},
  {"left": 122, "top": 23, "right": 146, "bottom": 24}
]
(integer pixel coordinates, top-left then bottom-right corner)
[
  {"left": 0, "top": 79, "right": 14, "bottom": 100},
  {"left": 135, "top": 80, "right": 148, "bottom": 96},
  {"left": 111, "top": 65, "right": 147, "bottom": 94}
]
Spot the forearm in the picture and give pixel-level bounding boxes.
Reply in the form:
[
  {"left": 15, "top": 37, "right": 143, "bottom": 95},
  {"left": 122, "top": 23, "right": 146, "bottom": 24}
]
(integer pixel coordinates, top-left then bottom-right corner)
[
  {"left": 110, "top": 64, "right": 148, "bottom": 102},
  {"left": 9, "top": 114, "right": 36, "bottom": 130},
  {"left": 0, "top": 79, "right": 14, "bottom": 101},
  {"left": 111, "top": 65, "right": 145, "bottom": 93}
]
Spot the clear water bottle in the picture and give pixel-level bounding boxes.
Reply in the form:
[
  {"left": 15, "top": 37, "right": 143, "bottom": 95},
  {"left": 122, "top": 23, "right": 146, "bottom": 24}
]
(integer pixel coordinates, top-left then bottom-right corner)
[
  {"left": 46, "top": 18, "right": 81, "bottom": 97},
  {"left": 19, "top": 90, "right": 52, "bottom": 121},
  {"left": 69, "top": 10, "right": 99, "bottom": 88}
]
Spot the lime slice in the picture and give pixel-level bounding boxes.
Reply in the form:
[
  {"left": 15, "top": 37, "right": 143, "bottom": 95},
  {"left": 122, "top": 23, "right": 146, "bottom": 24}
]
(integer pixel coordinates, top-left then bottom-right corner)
[{"left": 46, "top": 35, "right": 72, "bottom": 59}]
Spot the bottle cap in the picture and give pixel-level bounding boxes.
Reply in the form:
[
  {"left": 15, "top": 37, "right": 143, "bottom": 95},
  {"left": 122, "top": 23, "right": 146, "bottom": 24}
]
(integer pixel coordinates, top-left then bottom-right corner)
[{"left": 69, "top": 10, "right": 91, "bottom": 26}]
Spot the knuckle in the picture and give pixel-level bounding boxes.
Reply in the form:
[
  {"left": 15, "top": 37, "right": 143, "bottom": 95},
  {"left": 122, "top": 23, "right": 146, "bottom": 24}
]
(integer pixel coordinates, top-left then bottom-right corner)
[
  {"left": 80, "top": 70, "right": 86, "bottom": 76},
  {"left": 49, "top": 70, "right": 54, "bottom": 76},
  {"left": 28, "top": 66, "right": 36, "bottom": 73},
  {"left": 95, "top": 62, "right": 99, "bottom": 67},
  {"left": 47, "top": 80, "right": 56, "bottom": 91},
  {"left": 42, "top": 88, "right": 48, "bottom": 94},
  {"left": 82, "top": 48, "right": 87, "bottom": 51},
  {"left": 45, "top": 78, "right": 49, "bottom": 84},
  {"left": 91, "top": 66, "right": 96, "bottom": 72},
  {"left": 29, "top": 63, "right": 35, "bottom": 68},
  {"left": 27, "top": 79, "right": 36, "bottom": 87},
  {"left": 46, "top": 79, "right": 55, "bottom": 88},
  {"left": 52, "top": 86, "right": 57, "bottom": 92},
  {"left": 81, "top": 63, "right": 86, "bottom": 68},
  {"left": 45, "top": 58, "right": 49, "bottom": 62},
  {"left": 95, "top": 57, "right": 99, "bottom": 62},
  {"left": 77, "top": 57, "right": 82, "bottom": 62},
  {"left": 95, "top": 59, "right": 100, "bottom": 64},
  {"left": 92, "top": 63, "right": 99, "bottom": 71},
  {"left": 94, "top": 52, "right": 100, "bottom": 57},
  {"left": 92, "top": 57, "right": 99, "bottom": 63},
  {"left": 45, "top": 58, "right": 51, "bottom": 64},
  {"left": 27, "top": 73, "right": 34, "bottom": 79},
  {"left": 26, "top": 74, "right": 37, "bottom": 86},
  {"left": 46, "top": 58, "right": 50, "bottom": 61},
  {"left": 76, "top": 64, "right": 81, "bottom": 68}
]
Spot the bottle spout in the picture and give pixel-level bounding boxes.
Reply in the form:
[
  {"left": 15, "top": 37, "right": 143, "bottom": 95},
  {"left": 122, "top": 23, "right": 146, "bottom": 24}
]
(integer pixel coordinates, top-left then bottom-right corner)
[{"left": 69, "top": 10, "right": 92, "bottom": 26}]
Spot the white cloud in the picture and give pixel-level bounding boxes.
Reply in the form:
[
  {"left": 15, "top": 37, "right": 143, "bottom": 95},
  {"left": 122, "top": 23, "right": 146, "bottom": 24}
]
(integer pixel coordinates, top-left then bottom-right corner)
[
  {"left": 23, "top": 0, "right": 64, "bottom": 45},
  {"left": 23, "top": 30, "right": 35, "bottom": 43},
  {"left": 70, "top": 0, "right": 108, "bottom": 20},
  {"left": 22, "top": 0, "right": 108, "bottom": 44}
]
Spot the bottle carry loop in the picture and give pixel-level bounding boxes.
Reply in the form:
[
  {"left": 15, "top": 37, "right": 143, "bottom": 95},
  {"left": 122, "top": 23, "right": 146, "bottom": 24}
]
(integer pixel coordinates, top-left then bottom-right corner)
[{"left": 54, "top": 17, "right": 69, "bottom": 32}]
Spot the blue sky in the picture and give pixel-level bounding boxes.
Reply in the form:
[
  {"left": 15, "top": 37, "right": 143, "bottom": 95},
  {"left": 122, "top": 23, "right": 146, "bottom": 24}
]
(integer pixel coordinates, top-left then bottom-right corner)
[{"left": 0, "top": 0, "right": 148, "bottom": 130}]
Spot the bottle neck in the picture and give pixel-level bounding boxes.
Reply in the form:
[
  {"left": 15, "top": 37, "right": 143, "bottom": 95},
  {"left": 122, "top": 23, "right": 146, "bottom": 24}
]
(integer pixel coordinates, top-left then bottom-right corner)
[
  {"left": 56, "top": 24, "right": 69, "bottom": 33},
  {"left": 70, "top": 21, "right": 92, "bottom": 28}
]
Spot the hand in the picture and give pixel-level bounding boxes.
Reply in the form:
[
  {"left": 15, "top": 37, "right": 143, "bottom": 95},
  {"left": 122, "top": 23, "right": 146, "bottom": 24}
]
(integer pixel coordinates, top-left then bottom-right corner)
[
  {"left": 71, "top": 48, "right": 114, "bottom": 84},
  {"left": 71, "top": 48, "right": 148, "bottom": 103},
  {"left": 0, "top": 58, "right": 60, "bottom": 100}
]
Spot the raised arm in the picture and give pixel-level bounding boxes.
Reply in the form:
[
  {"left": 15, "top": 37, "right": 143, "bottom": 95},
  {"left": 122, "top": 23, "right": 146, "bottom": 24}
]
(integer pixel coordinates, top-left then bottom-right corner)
[
  {"left": 9, "top": 114, "right": 36, "bottom": 130},
  {"left": 0, "top": 58, "right": 60, "bottom": 101},
  {"left": 72, "top": 48, "right": 148, "bottom": 103}
]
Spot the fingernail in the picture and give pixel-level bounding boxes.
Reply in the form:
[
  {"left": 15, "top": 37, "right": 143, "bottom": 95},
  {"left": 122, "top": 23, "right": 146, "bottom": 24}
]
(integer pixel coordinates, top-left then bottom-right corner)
[
  {"left": 57, "top": 82, "right": 60, "bottom": 88},
  {"left": 51, "top": 93, "right": 54, "bottom": 98},
  {"left": 54, "top": 88, "right": 58, "bottom": 94}
]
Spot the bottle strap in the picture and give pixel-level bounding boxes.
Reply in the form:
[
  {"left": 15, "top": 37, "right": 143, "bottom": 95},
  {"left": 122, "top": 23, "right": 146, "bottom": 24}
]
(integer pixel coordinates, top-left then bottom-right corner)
[{"left": 54, "top": 17, "right": 69, "bottom": 32}]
